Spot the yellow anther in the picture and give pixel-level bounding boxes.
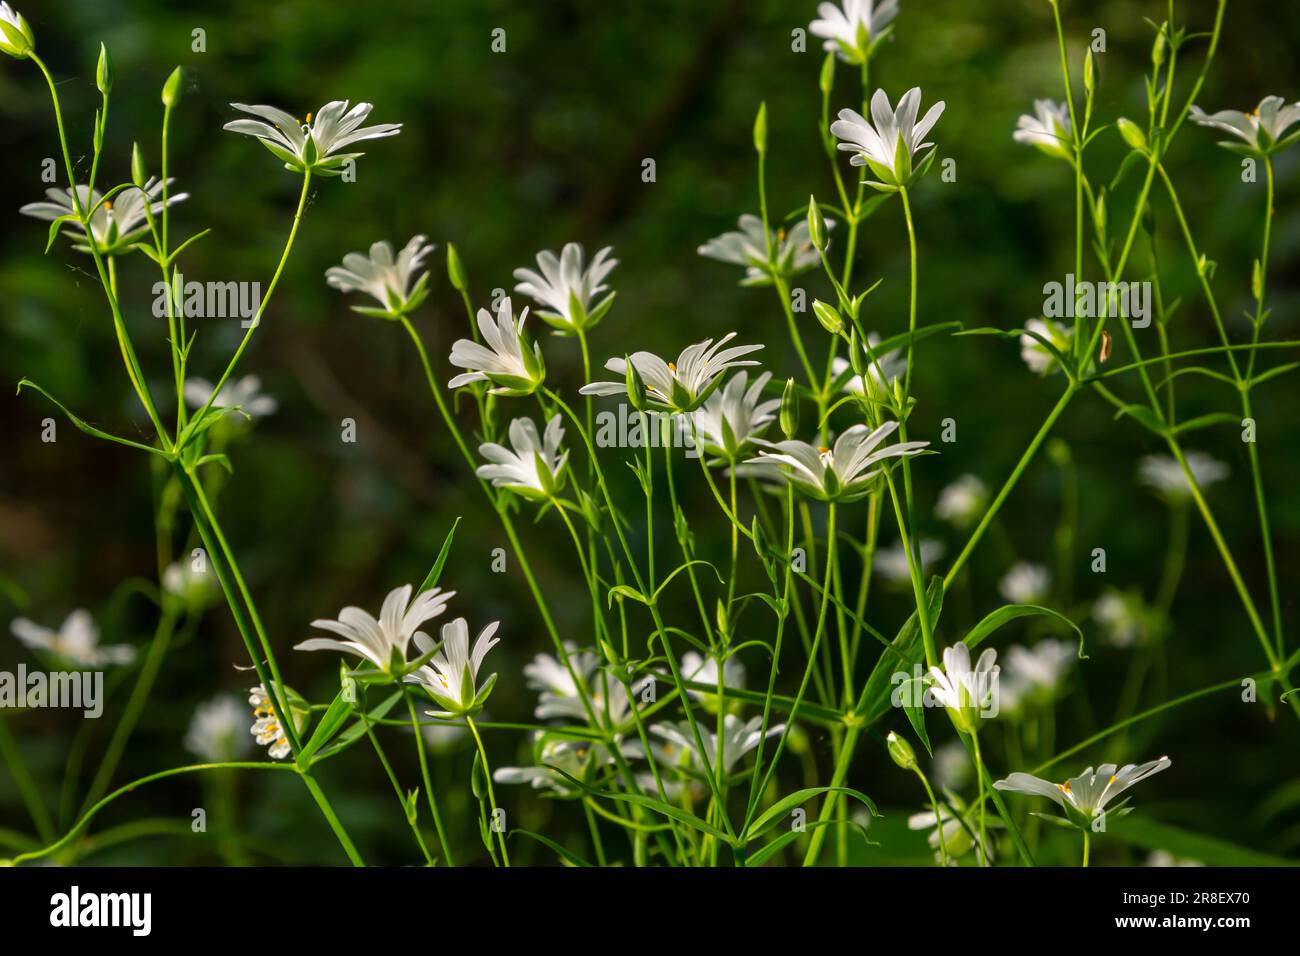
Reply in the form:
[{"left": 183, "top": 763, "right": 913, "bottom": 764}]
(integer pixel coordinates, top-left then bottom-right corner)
[
  {"left": 667, "top": 362, "right": 677, "bottom": 373},
  {"left": 305, "top": 112, "right": 313, "bottom": 124}
]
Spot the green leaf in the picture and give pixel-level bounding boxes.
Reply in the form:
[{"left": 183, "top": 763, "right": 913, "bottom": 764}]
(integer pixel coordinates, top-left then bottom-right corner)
[
  {"left": 747, "top": 786, "right": 879, "bottom": 842},
  {"left": 1113, "top": 403, "right": 1166, "bottom": 435},
  {"left": 747, "top": 818, "right": 871, "bottom": 867},
  {"left": 297, "top": 691, "right": 352, "bottom": 766},
  {"left": 901, "top": 676, "right": 932, "bottom": 755},
  {"left": 964, "top": 603, "right": 1086, "bottom": 658},
  {"left": 607, "top": 584, "right": 651, "bottom": 608},
  {"left": 546, "top": 766, "right": 735, "bottom": 844},
  {"left": 16, "top": 380, "right": 170, "bottom": 459},
  {"left": 417, "top": 517, "right": 461, "bottom": 594},
  {"left": 510, "top": 829, "right": 593, "bottom": 867},
  {"left": 1113, "top": 815, "right": 1297, "bottom": 867},
  {"left": 1168, "top": 412, "right": 1241, "bottom": 436},
  {"left": 313, "top": 691, "right": 402, "bottom": 761}
]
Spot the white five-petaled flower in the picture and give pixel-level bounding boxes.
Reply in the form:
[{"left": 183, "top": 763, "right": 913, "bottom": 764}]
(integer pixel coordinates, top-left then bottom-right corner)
[
  {"left": 295, "top": 584, "right": 455, "bottom": 676},
  {"left": 1138, "top": 451, "right": 1229, "bottom": 503},
  {"left": 935, "top": 474, "right": 989, "bottom": 530},
  {"left": 10, "top": 610, "right": 135, "bottom": 668},
  {"left": 1093, "top": 588, "right": 1159, "bottom": 648},
  {"left": 326, "top": 235, "right": 435, "bottom": 316},
  {"left": 183, "top": 375, "right": 278, "bottom": 420},
  {"left": 998, "top": 562, "right": 1051, "bottom": 605},
  {"left": 1000, "top": 639, "right": 1076, "bottom": 712},
  {"left": 928, "top": 642, "right": 999, "bottom": 731},
  {"left": 831, "top": 87, "right": 945, "bottom": 189},
  {"left": 185, "top": 695, "right": 253, "bottom": 762},
  {"left": 1190, "top": 96, "right": 1300, "bottom": 156},
  {"left": 581, "top": 333, "right": 763, "bottom": 414},
  {"left": 652, "top": 714, "right": 784, "bottom": 777},
  {"left": 248, "top": 684, "right": 308, "bottom": 760},
  {"left": 513, "top": 243, "right": 618, "bottom": 333},
  {"left": 20, "top": 180, "right": 188, "bottom": 254},
  {"left": 873, "top": 537, "right": 944, "bottom": 583},
  {"left": 809, "top": 0, "right": 899, "bottom": 64},
  {"left": 697, "top": 215, "right": 831, "bottom": 286},
  {"left": 476, "top": 414, "right": 569, "bottom": 500},
  {"left": 0, "top": 2, "right": 34, "bottom": 58},
  {"left": 750, "top": 420, "right": 928, "bottom": 503},
  {"left": 692, "top": 371, "right": 780, "bottom": 461},
  {"left": 1020, "top": 318, "right": 1073, "bottom": 375},
  {"left": 680, "top": 650, "right": 747, "bottom": 700},
  {"left": 448, "top": 297, "right": 546, "bottom": 396},
  {"left": 223, "top": 100, "right": 401, "bottom": 175},
  {"left": 1013, "top": 99, "right": 1074, "bottom": 161},
  {"left": 994, "top": 757, "right": 1171, "bottom": 829},
  {"left": 162, "top": 561, "right": 218, "bottom": 611},
  {"left": 407, "top": 617, "right": 500, "bottom": 717},
  {"left": 523, "top": 645, "right": 598, "bottom": 720},
  {"left": 831, "top": 332, "right": 906, "bottom": 399}
]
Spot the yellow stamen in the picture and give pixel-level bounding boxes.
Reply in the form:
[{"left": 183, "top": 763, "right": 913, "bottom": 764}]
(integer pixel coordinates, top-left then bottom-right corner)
[
  {"left": 818, "top": 446, "right": 831, "bottom": 454},
  {"left": 667, "top": 362, "right": 677, "bottom": 373},
  {"left": 305, "top": 112, "right": 313, "bottom": 124}
]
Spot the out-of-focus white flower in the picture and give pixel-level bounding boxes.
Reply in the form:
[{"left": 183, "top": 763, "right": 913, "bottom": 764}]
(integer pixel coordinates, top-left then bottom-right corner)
[
  {"left": 582, "top": 334, "right": 763, "bottom": 414},
  {"left": 513, "top": 243, "right": 618, "bottom": 333},
  {"left": 407, "top": 617, "right": 500, "bottom": 717},
  {"left": 830, "top": 332, "right": 906, "bottom": 399},
  {"left": 928, "top": 642, "right": 999, "bottom": 732},
  {"left": 1190, "top": 96, "right": 1300, "bottom": 156},
  {"left": 183, "top": 375, "right": 278, "bottom": 420},
  {"left": 679, "top": 651, "right": 746, "bottom": 704},
  {"left": 476, "top": 415, "right": 569, "bottom": 500},
  {"left": 1020, "top": 318, "right": 1073, "bottom": 375},
  {"left": 495, "top": 733, "right": 621, "bottom": 795},
  {"left": 998, "top": 562, "right": 1051, "bottom": 605},
  {"left": 809, "top": 0, "right": 899, "bottom": 64},
  {"left": 248, "top": 684, "right": 309, "bottom": 761},
  {"left": 692, "top": 371, "right": 779, "bottom": 461},
  {"left": 931, "top": 740, "right": 972, "bottom": 791},
  {"left": 652, "top": 714, "right": 783, "bottom": 777},
  {"left": 20, "top": 179, "right": 188, "bottom": 254},
  {"left": 935, "top": 474, "right": 988, "bottom": 530},
  {"left": 185, "top": 695, "right": 253, "bottom": 761},
  {"left": 1, "top": 3, "right": 36, "bottom": 58},
  {"left": 698, "top": 215, "right": 831, "bottom": 286},
  {"left": 325, "top": 235, "right": 435, "bottom": 316},
  {"left": 994, "top": 757, "right": 1171, "bottom": 829},
  {"left": 908, "top": 793, "right": 995, "bottom": 864},
  {"left": 873, "top": 537, "right": 945, "bottom": 583},
  {"left": 295, "top": 584, "right": 455, "bottom": 676},
  {"left": 1146, "top": 850, "right": 1203, "bottom": 867},
  {"left": 831, "top": 87, "right": 944, "bottom": 188},
  {"left": 448, "top": 297, "right": 546, "bottom": 396},
  {"left": 1001, "top": 639, "right": 1075, "bottom": 712},
  {"left": 750, "top": 421, "right": 928, "bottom": 503},
  {"left": 1093, "top": 588, "right": 1160, "bottom": 648},
  {"left": 224, "top": 100, "right": 401, "bottom": 175},
  {"left": 1013, "top": 99, "right": 1073, "bottom": 160},
  {"left": 162, "top": 560, "right": 218, "bottom": 611},
  {"left": 1138, "top": 452, "right": 1229, "bottom": 503},
  {"left": 10, "top": 610, "right": 134, "bottom": 668}
]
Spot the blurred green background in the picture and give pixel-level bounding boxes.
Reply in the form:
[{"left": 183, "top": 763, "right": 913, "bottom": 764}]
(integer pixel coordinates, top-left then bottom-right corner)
[{"left": 1, "top": 0, "right": 1297, "bottom": 865}]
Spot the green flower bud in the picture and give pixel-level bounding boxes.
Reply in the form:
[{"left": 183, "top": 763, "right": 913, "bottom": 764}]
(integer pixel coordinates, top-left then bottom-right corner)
[
  {"left": 0, "top": 6, "right": 35, "bottom": 59},
  {"left": 886, "top": 731, "right": 918, "bottom": 771},
  {"left": 1151, "top": 28, "right": 1167, "bottom": 69},
  {"left": 813, "top": 299, "right": 843, "bottom": 335},
  {"left": 1083, "top": 50, "right": 1095, "bottom": 94},
  {"left": 96, "top": 43, "right": 113, "bottom": 95},
  {"left": 131, "top": 142, "right": 147, "bottom": 189},
  {"left": 625, "top": 356, "right": 648, "bottom": 411},
  {"left": 161, "top": 66, "right": 183, "bottom": 108},
  {"left": 807, "top": 195, "right": 828, "bottom": 252},
  {"left": 753, "top": 101, "right": 767, "bottom": 155},
  {"left": 1117, "top": 117, "right": 1147, "bottom": 152},
  {"left": 779, "top": 377, "right": 799, "bottom": 439},
  {"left": 446, "top": 243, "right": 469, "bottom": 293},
  {"left": 819, "top": 52, "right": 835, "bottom": 96}
]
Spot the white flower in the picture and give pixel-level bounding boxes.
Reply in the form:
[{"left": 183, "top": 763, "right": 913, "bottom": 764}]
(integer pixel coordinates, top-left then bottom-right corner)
[
  {"left": 223, "top": 100, "right": 401, "bottom": 175},
  {"left": 476, "top": 415, "right": 569, "bottom": 500},
  {"left": 680, "top": 650, "right": 746, "bottom": 700},
  {"left": 1001, "top": 639, "right": 1075, "bottom": 710},
  {"left": 524, "top": 645, "right": 598, "bottom": 719},
  {"left": 1013, "top": 99, "right": 1073, "bottom": 160},
  {"left": 1138, "top": 452, "right": 1229, "bottom": 502},
  {"left": 162, "top": 561, "right": 218, "bottom": 610},
  {"left": 10, "top": 610, "right": 134, "bottom": 668},
  {"left": 1190, "top": 96, "right": 1300, "bottom": 156},
  {"left": 935, "top": 474, "right": 988, "bottom": 530},
  {"left": 248, "top": 684, "right": 307, "bottom": 761},
  {"left": 325, "top": 235, "right": 434, "bottom": 315},
  {"left": 447, "top": 296, "right": 546, "bottom": 396},
  {"left": 927, "top": 642, "right": 999, "bottom": 731},
  {"left": 581, "top": 333, "right": 763, "bottom": 414},
  {"left": 873, "top": 537, "right": 944, "bottom": 583},
  {"left": 651, "top": 714, "right": 783, "bottom": 776},
  {"left": 998, "top": 562, "right": 1051, "bottom": 605},
  {"left": 20, "top": 179, "right": 188, "bottom": 253},
  {"left": 185, "top": 695, "right": 253, "bottom": 762},
  {"left": 692, "top": 371, "right": 779, "bottom": 460},
  {"left": 831, "top": 333, "right": 906, "bottom": 399},
  {"left": 1146, "top": 850, "right": 1203, "bottom": 867},
  {"left": 752, "top": 421, "right": 929, "bottom": 503},
  {"left": 994, "top": 757, "right": 1171, "bottom": 828},
  {"left": 183, "top": 375, "right": 278, "bottom": 420},
  {"left": 295, "top": 584, "right": 455, "bottom": 675},
  {"left": 809, "top": 0, "right": 898, "bottom": 64},
  {"left": 513, "top": 243, "right": 618, "bottom": 332},
  {"left": 830, "top": 87, "right": 944, "bottom": 188},
  {"left": 697, "top": 215, "right": 831, "bottom": 286},
  {"left": 908, "top": 795, "right": 995, "bottom": 864},
  {"left": 495, "top": 733, "right": 616, "bottom": 794},
  {"left": 1093, "top": 588, "right": 1158, "bottom": 648},
  {"left": 1020, "top": 318, "right": 1073, "bottom": 375},
  {"left": 1, "top": 2, "right": 35, "bottom": 58},
  {"left": 931, "top": 739, "right": 972, "bottom": 791},
  {"left": 407, "top": 617, "right": 500, "bottom": 717}
]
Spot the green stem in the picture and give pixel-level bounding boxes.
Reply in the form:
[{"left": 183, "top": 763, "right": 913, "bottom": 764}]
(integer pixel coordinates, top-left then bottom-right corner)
[
  {"left": 466, "top": 715, "right": 510, "bottom": 865},
  {"left": 405, "top": 690, "right": 454, "bottom": 865}
]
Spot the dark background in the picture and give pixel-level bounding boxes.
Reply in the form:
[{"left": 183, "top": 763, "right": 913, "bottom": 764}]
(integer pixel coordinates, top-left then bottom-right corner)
[{"left": 1, "top": 0, "right": 1297, "bottom": 865}]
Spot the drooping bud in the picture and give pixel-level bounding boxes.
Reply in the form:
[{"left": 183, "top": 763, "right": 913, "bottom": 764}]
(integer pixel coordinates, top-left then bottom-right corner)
[{"left": 886, "top": 730, "right": 918, "bottom": 771}]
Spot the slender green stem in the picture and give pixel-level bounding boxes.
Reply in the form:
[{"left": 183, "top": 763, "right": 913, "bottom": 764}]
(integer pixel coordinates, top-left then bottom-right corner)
[
  {"left": 466, "top": 715, "right": 510, "bottom": 865},
  {"left": 404, "top": 690, "right": 454, "bottom": 865}
]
